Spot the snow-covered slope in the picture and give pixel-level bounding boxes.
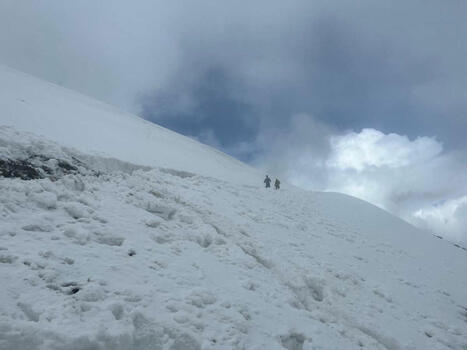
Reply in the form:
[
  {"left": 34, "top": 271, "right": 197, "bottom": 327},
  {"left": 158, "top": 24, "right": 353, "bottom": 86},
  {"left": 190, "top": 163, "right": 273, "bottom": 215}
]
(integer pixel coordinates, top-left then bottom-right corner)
[
  {"left": 1, "top": 66, "right": 467, "bottom": 349},
  {"left": 0, "top": 65, "right": 260, "bottom": 185},
  {"left": 1, "top": 127, "right": 467, "bottom": 350}
]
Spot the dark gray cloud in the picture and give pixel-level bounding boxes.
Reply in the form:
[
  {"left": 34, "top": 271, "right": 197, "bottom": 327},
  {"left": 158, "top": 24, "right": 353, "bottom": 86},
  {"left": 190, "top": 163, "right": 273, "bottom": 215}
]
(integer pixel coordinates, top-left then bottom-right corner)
[
  {"left": 141, "top": 66, "right": 259, "bottom": 148},
  {"left": 1, "top": 0, "right": 465, "bottom": 149},
  {"left": 132, "top": 1, "right": 467, "bottom": 153}
]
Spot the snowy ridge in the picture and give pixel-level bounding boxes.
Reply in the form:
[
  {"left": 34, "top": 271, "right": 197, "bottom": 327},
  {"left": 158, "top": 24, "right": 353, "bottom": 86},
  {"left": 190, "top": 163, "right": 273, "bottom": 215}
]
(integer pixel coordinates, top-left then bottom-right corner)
[
  {"left": 0, "top": 64, "right": 260, "bottom": 185},
  {"left": 1, "top": 127, "right": 467, "bottom": 350}
]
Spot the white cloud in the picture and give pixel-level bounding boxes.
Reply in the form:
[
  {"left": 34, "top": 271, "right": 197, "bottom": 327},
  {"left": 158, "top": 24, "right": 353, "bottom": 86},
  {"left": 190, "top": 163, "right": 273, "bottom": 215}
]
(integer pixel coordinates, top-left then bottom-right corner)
[
  {"left": 328, "top": 129, "right": 442, "bottom": 171},
  {"left": 255, "top": 121, "right": 467, "bottom": 243},
  {"left": 412, "top": 196, "right": 467, "bottom": 242}
]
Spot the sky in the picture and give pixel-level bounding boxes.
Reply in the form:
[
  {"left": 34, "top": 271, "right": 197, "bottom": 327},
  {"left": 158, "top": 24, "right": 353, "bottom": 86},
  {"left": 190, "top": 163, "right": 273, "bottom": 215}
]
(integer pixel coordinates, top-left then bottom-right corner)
[{"left": 1, "top": 1, "right": 467, "bottom": 242}]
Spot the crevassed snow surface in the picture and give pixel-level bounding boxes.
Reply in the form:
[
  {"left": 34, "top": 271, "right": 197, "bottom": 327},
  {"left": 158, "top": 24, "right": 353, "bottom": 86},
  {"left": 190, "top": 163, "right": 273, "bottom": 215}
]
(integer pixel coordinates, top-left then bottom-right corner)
[
  {"left": 0, "top": 65, "right": 260, "bottom": 185},
  {"left": 1, "top": 127, "right": 467, "bottom": 350}
]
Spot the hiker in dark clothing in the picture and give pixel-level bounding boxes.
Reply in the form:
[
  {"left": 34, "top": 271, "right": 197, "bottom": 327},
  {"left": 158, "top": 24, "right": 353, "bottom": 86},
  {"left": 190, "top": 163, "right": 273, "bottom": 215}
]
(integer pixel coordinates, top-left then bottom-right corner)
[
  {"left": 274, "top": 178, "right": 280, "bottom": 190},
  {"left": 264, "top": 175, "right": 271, "bottom": 188}
]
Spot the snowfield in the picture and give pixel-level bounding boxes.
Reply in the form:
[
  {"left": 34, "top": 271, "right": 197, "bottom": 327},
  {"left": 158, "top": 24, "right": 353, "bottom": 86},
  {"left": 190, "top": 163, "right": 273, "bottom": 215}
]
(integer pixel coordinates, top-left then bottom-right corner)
[
  {"left": 1, "top": 65, "right": 467, "bottom": 349},
  {"left": 1, "top": 126, "right": 467, "bottom": 350}
]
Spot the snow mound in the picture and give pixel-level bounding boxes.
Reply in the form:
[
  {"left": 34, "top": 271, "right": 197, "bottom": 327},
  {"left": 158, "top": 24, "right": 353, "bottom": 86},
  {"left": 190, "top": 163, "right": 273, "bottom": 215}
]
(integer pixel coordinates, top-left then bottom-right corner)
[{"left": 1, "top": 127, "right": 467, "bottom": 350}]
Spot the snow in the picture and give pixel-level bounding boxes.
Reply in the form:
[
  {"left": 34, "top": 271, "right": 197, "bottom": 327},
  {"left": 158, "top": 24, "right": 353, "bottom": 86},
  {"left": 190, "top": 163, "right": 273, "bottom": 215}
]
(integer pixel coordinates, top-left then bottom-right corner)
[
  {"left": 0, "top": 65, "right": 260, "bottom": 185},
  {"left": 1, "top": 66, "right": 467, "bottom": 349},
  {"left": 1, "top": 127, "right": 467, "bottom": 350}
]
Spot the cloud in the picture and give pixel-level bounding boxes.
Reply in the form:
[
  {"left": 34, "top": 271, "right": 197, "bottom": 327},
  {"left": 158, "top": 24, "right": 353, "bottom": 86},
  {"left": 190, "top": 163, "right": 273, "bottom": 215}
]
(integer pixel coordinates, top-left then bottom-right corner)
[
  {"left": 2, "top": 1, "right": 466, "bottom": 148},
  {"left": 412, "top": 197, "right": 467, "bottom": 242},
  {"left": 0, "top": 1, "right": 182, "bottom": 111},
  {"left": 327, "top": 129, "right": 442, "bottom": 171},
  {"left": 252, "top": 114, "right": 335, "bottom": 186},
  {"left": 140, "top": 66, "right": 259, "bottom": 148},
  {"left": 254, "top": 120, "right": 467, "bottom": 243}
]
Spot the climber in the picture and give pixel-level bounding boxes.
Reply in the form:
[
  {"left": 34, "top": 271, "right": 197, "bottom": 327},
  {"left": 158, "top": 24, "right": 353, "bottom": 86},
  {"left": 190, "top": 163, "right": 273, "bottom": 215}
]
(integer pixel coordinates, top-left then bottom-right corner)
[
  {"left": 274, "top": 178, "right": 280, "bottom": 190},
  {"left": 264, "top": 175, "right": 271, "bottom": 188}
]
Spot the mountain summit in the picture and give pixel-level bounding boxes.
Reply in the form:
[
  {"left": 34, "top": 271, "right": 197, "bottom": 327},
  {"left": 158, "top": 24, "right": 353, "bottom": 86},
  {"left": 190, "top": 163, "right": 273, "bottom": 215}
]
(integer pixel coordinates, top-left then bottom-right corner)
[{"left": 1, "top": 66, "right": 466, "bottom": 349}]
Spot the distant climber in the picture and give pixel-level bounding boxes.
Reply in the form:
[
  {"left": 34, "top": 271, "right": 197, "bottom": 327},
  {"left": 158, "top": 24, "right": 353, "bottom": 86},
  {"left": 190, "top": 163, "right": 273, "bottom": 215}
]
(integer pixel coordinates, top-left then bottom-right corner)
[
  {"left": 274, "top": 178, "right": 280, "bottom": 190},
  {"left": 264, "top": 175, "right": 271, "bottom": 188}
]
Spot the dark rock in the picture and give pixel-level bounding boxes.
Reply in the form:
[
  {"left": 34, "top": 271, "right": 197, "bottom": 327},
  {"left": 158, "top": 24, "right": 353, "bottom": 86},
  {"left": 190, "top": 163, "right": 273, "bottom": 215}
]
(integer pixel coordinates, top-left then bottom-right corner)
[
  {"left": 1, "top": 154, "right": 91, "bottom": 181},
  {"left": 57, "top": 161, "right": 77, "bottom": 172},
  {"left": 0, "top": 159, "right": 43, "bottom": 180}
]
